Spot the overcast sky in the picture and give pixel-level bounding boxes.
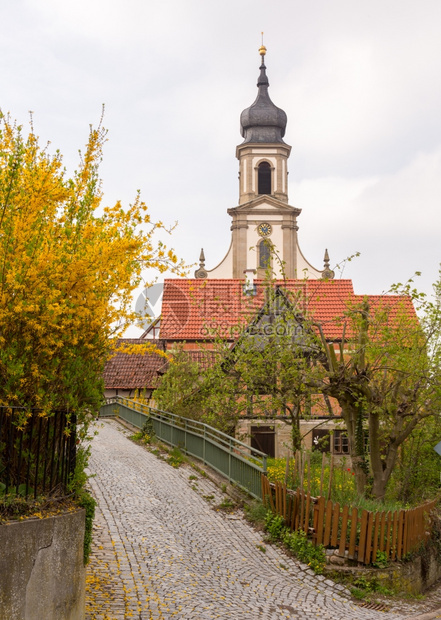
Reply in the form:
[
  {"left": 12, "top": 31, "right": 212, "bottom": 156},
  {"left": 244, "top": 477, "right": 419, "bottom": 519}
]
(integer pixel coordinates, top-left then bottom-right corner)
[{"left": 2, "top": 0, "right": 441, "bottom": 313}]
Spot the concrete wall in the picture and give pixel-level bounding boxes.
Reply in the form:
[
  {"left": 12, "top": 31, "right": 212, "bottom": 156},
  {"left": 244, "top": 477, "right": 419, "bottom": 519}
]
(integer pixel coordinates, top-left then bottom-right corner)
[{"left": 0, "top": 509, "right": 86, "bottom": 620}]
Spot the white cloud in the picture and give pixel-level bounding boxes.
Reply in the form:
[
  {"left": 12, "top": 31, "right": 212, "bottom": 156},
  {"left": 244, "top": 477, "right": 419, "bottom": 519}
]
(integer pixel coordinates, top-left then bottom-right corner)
[
  {"left": 2, "top": 0, "right": 441, "bottom": 302},
  {"left": 293, "top": 147, "right": 441, "bottom": 295}
]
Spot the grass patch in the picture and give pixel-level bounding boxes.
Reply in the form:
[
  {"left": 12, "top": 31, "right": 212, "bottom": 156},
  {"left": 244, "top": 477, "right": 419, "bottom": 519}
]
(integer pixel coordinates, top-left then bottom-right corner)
[{"left": 348, "top": 575, "right": 394, "bottom": 600}]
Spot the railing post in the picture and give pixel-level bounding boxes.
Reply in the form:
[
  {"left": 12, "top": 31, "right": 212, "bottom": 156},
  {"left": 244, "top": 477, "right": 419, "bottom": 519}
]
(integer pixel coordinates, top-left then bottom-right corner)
[
  {"left": 203, "top": 425, "right": 206, "bottom": 464},
  {"left": 229, "top": 437, "right": 232, "bottom": 482}
]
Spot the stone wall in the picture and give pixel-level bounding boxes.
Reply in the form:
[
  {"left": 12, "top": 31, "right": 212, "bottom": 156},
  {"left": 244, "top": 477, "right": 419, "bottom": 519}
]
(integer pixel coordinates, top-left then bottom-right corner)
[
  {"left": 236, "top": 417, "right": 347, "bottom": 459},
  {"left": 325, "top": 545, "right": 441, "bottom": 596},
  {"left": 0, "top": 509, "right": 86, "bottom": 620}
]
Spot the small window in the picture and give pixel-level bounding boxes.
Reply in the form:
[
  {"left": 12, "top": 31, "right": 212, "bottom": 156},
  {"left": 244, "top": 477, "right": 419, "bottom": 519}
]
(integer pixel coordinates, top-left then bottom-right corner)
[
  {"left": 258, "top": 162, "right": 271, "bottom": 195},
  {"left": 333, "top": 430, "right": 349, "bottom": 455},
  {"left": 258, "top": 239, "right": 271, "bottom": 269}
]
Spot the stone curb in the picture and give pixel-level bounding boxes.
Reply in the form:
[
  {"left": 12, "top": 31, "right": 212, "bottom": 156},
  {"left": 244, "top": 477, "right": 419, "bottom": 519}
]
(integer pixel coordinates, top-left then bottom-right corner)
[{"left": 404, "top": 610, "right": 441, "bottom": 619}]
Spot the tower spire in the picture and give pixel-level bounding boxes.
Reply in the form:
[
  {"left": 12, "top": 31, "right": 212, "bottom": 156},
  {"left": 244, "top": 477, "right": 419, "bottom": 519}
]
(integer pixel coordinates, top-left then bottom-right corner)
[{"left": 239, "top": 41, "right": 287, "bottom": 144}]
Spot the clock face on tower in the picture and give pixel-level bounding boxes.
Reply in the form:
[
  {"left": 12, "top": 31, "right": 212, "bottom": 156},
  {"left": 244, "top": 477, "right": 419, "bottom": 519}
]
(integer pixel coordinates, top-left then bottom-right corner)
[{"left": 257, "top": 222, "right": 272, "bottom": 237}]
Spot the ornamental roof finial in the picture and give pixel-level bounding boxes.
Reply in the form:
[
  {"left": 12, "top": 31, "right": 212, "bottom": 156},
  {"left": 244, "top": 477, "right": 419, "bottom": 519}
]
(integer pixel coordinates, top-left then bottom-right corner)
[
  {"left": 321, "top": 249, "right": 335, "bottom": 280},
  {"left": 194, "top": 248, "right": 207, "bottom": 279},
  {"left": 259, "top": 32, "right": 267, "bottom": 59}
]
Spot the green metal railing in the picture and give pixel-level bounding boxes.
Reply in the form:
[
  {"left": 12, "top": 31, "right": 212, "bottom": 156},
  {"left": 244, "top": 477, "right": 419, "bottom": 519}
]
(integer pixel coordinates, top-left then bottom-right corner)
[{"left": 100, "top": 396, "right": 267, "bottom": 499}]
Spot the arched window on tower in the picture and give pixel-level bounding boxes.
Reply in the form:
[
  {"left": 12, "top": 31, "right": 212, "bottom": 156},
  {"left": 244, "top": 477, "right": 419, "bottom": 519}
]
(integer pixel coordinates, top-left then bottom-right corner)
[
  {"left": 258, "top": 239, "right": 272, "bottom": 270},
  {"left": 258, "top": 162, "right": 272, "bottom": 195}
]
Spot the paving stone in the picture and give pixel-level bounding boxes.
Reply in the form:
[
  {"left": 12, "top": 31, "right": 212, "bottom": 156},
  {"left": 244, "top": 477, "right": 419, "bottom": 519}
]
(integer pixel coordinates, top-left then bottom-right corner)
[{"left": 85, "top": 420, "right": 441, "bottom": 619}]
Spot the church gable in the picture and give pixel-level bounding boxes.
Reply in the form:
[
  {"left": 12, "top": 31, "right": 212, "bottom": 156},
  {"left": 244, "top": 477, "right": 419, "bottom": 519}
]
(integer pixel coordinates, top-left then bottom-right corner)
[{"left": 227, "top": 194, "right": 301, "bottom": 216}]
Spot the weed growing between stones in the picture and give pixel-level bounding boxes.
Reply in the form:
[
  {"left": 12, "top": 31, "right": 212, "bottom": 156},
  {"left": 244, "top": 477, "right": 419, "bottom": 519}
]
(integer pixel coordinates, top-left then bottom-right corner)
[
  {"left": 129, "top": 418, "right": 155, "bottom": 446},
  {"left": 349, "top": 575, "right": 394, "bottom": 601},
  {"left": 190, "top": 462, "right": 207, "bottom": 477},
  {"left": 216, "top": 497, "right": 235, "bottom": 512},
  {"left": 166, "top": 447, "right": 185, "bottom": 468},
  {"left": 77, "top": 491, "right": 97, "bottom": 565},
  {"left": 243, "top": 500, "right": 267, "bottom": 528}
]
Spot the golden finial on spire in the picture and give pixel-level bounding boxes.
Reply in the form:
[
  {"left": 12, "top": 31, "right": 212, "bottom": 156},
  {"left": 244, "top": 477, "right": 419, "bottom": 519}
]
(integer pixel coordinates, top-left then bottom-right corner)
[{"left": 259, "top": 31, "right": 267, "bottom": 57}]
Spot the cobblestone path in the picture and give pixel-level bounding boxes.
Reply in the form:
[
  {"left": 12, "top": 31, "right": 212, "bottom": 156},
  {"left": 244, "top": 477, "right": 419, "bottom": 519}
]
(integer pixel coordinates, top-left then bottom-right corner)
[{"left": 85, "top": 420, "right": 436, "bottom": 619}]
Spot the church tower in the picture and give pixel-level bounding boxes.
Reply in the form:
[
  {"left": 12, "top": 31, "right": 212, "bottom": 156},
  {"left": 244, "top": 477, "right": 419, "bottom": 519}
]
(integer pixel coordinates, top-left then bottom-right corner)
[{"left": 195, "top": 46, "right": 329, "bottom": 281}]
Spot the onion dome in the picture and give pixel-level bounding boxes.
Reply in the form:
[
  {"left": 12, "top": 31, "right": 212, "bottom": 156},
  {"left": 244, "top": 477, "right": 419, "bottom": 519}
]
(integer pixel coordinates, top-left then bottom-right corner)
[{"left": 240, "top": 46, "right": 287, "bottom": 144}]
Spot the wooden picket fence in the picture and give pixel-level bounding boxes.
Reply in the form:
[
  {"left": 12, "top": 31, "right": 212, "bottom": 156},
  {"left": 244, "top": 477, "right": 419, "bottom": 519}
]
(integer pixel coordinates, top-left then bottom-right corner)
[{"left": 261, "top": 475, "right": 437, "bottom": 565}]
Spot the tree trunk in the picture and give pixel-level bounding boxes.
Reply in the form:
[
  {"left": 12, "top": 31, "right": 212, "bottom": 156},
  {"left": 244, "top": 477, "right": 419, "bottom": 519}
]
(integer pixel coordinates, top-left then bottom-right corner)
[
  {"left": 341, "top": 401, "right": 367, "bottom": 496},
  {"left": 290, "top": 407, "right": 302, "bottom": 452}
]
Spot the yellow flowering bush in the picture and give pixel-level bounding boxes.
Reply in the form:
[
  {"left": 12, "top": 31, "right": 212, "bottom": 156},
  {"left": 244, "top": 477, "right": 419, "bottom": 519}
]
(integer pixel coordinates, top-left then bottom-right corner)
[
  {"left": 0, "top": 113, "right": 183, "bottom": 418},
  {"left": 266, "top": 459, "right": 287, "bottom": 483}
]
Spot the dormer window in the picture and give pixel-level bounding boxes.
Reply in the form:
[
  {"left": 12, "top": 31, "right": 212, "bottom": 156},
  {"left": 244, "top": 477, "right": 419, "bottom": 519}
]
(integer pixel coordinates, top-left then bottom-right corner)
[{"left": 258, "top": 161, "right": 271, "bottom": 195}]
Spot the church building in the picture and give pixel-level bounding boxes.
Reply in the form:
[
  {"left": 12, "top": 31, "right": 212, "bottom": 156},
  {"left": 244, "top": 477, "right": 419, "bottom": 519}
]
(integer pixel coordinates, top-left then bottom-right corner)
[
  {"left": 105, "top": 46, "right": 415, "bottom": 459},
  {"left": 194, "top": 44, "right": 333, "bottom": 282}
]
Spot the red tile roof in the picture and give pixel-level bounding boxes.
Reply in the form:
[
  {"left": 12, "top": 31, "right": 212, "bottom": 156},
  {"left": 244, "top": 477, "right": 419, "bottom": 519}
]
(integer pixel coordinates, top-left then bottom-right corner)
[
  {"left": 103, "top": 339, "right": 167, "bottom": 389},
  {"left": 159, "top": 279, "right": 416, "bottom": 341},
  {"left": 155, "top": 349, "right": 219, "bottom": 376}
]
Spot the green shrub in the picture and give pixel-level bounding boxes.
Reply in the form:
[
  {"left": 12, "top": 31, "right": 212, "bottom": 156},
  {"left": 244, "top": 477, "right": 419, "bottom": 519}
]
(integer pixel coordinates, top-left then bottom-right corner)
[
  {"left": 264, "top": 511, "right": 285, "bottom": 540},
  {"left": 372, "top": 550, "right": 388, "bottom": 569},
  {"left": 282, "top": 529, "right": 326, "bottom": 574},
  {"left": 263, "top": 511, "right": 326, "bottom": 574}
]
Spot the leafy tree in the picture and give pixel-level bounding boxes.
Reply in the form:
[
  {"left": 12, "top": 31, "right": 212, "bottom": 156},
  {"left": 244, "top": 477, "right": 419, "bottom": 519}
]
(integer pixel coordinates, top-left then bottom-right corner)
[
  {"left": 316, "top": 280, "right": 441, "bottom": 500},
  {"left": 0, "top": 112, "right": 183, "bottom": 421},
  {"left": 154, "top": 344, "right": 243, "bottom": 435},
  {"left": 156, "top": 271, "right": 441, "bottom": 502},
  {"left": 387, "top": 415, "right": 441, "bottom": 505},
  {"left": 154, "top": 346, "right": 206, "bottom": 418}
]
